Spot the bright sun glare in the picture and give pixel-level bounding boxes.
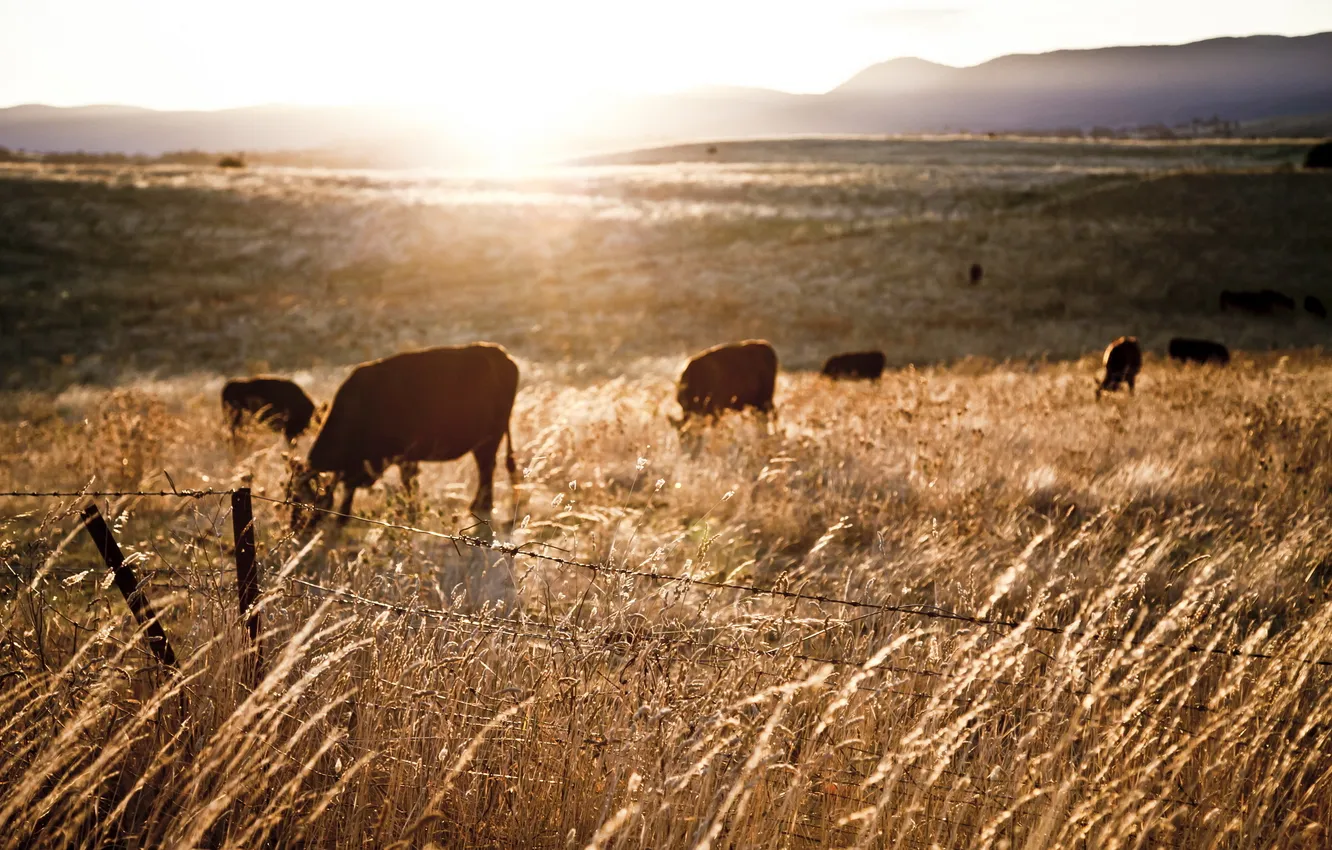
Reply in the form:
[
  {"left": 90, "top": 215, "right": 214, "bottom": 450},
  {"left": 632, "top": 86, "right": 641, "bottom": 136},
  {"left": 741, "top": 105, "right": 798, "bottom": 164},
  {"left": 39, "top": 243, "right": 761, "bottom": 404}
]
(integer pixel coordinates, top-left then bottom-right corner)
[
  {"left": 445, "top": 83, "right": 589, "bottom": 171},
  {"left": 5, "top": 0, "right": 1331, "bottom": 171}
]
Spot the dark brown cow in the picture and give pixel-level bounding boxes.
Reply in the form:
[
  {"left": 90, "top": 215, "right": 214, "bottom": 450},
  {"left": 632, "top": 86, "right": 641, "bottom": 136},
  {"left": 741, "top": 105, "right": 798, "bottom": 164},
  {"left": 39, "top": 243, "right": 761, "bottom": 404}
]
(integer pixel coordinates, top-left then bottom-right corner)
[
  {"left": 1168, "top": 337, "right": 1229, "bottom": 365},
  {"left": 287, "top": 343, "right": 518, "bottom": 526},
  {"left": 1096, "top": 336, "right": 1142, "bottom": 400},
  {"left": 221, "top": 377, "right": 317, "bottom": 443},
  {"left": 1220, "top": 289, "right": 1295, "bottom": 314},
  {"left": 1261, "top": 289, "right": 1296, "bottom": 310},
  {"left": 822, "top": 350, "right": 886, "bottom": 381},
  {"left": 671, "top": 340, "right": 777, "bottom": 427},
  {"left": 1305, "top": 140, "right": 1332, "bottom": 169},
  {"left": 1305, "top": 295, "right": 1327, "bottom": 318},
  {"left": 969, "top": 263, "right": 984, "bottom": 285}
]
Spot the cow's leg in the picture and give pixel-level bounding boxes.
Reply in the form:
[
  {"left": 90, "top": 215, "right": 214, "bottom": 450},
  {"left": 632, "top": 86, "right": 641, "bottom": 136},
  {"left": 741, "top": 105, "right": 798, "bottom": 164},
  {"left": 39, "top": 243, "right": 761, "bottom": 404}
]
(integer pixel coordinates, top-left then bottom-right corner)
[
  {"left": 226, "top": 406, "right": 244, "bottom": 446},
  {"left": 470, "top": 437, "right": 501, "bottom": 518},
  {"left": 399, "top": 461, "right": 420, "bottom": 495},
  {"left": 335, "top": 485, "right": 357, "bottom": 525},
  {"left": 397, "top": 461, "right": 421, "bottom": 522},
  {"left": 678, "top": 415, "right": 707, "bottom": 457}
]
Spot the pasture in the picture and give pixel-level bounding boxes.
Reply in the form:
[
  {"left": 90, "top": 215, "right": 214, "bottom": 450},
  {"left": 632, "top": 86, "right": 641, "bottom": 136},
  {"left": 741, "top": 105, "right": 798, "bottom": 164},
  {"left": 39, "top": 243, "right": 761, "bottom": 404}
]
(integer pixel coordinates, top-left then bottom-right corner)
[{"left": 3, "top": 137, "right": 1332, "bottom": 848}]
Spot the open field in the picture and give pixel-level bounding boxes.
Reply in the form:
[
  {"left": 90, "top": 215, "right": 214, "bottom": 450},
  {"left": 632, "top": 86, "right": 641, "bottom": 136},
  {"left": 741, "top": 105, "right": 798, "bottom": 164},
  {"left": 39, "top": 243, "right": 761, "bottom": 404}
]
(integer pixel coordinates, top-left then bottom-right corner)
[
  {"left": 3, "top": 137, "right": 1332, "bottom": 848},
  {"left": 3, "top": 137, "right": 1329, "bottom": 387}
]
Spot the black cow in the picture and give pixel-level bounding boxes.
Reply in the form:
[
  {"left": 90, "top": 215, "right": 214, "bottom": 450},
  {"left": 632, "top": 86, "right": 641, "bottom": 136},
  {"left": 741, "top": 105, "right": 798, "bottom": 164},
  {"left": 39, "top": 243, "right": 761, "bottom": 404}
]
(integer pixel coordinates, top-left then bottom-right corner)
[
  {"left": 1261, "top": 289, "right": 1296, "bottom": 310},
  {"left": 671, "top": 340, "right": 777, "bottom": 427},
  {"left": 221, "top": 377, "right": 317, "bottom": 443},
  {"left": 969, "top": 263, "right": 984, "bottom": 285},
  {"left": 1168, "top": 338, "right": 1230, "bottom": 365},
  {"left": 1096, "top": 336, "right": 1142, "bottom": 400},
  {"left": 1220, "top": 289, "right": 1295, "bottom": 314},
  {"left": 822, "top": 350, "right": 886, "bottom": 381},
  {"left": 1305, "top": 140, "right": 1332, "bottom": 170},
  {"left": 1305, "top": 296, "right": 1327, "bottom": 318},
  {"left": 287, "top": 343, "right": 519, "bottom": 527}
]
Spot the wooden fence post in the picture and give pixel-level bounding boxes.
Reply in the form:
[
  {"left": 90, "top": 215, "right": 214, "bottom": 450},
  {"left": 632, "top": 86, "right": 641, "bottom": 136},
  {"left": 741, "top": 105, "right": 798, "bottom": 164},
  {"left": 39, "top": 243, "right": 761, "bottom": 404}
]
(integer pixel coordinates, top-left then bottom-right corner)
[
  {"left": 231, "top": 487, "right": 263, "bottom": 685},
  {"left": 80, "top": 503, "right": 178, "bottom": 668}
]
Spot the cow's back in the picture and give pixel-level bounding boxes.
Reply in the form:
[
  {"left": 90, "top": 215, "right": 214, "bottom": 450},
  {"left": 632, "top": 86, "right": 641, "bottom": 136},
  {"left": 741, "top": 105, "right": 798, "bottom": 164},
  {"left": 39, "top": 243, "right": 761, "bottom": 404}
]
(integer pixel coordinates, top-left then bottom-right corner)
[
  {"left": 823, "top": 351, "right": 885, "bottom": 380},
  {"left": 222, "top": 377, "right": 316, "bottom": 432},
  {"left": 1103, "top": 337, "right": 1141, "bottom": 372},
  {"left": 1169, "top": 337, "right": 1228, "bottom": 365},
  {"left": 310, "top": 344, "right": 518, "bottom": 474},
  {"left": 679, "top": 340, "right": 777, "bottom": 415},
  {"left": 223, "top": 377, "right": 306, "bottom": 408}
]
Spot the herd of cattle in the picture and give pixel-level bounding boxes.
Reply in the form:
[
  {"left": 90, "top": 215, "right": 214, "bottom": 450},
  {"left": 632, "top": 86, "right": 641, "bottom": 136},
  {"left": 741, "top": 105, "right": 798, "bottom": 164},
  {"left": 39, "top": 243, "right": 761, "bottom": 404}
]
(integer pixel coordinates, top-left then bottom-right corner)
[
  {"left": 222, "top": 309, "right": 1281, "bottom": 529},
  {"left": 1221, "top": 289, "right": 1325, "bottom": 318}
]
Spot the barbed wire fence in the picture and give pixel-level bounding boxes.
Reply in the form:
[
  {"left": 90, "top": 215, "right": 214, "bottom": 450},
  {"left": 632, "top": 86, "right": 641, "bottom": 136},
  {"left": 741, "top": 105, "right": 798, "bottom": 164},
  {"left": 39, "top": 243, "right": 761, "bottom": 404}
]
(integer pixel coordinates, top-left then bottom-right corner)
[
  {"left": 7, "top": 485, "right": 1332, "bottom": 677},
  {"left": 2, "top": 485, "right": 1329, "bottom": 844}
]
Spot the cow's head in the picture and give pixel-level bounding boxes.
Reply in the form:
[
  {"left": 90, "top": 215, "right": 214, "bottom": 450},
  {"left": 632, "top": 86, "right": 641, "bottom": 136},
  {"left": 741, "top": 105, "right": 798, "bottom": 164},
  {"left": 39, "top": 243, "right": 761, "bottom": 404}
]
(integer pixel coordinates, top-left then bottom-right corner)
[
  {"left": 1094, "top": 374, "right": 1113, "bottom": 401},
  {"left": 285, "top": 457, "right": 336, "bottom": 531}
]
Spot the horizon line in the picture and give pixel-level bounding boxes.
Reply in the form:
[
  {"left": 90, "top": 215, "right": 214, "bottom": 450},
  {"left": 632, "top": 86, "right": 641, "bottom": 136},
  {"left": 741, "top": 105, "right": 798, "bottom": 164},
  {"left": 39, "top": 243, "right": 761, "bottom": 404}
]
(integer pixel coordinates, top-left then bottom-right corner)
[{"left": 2, "top": 28, "right": 1327, "bottom": 114}]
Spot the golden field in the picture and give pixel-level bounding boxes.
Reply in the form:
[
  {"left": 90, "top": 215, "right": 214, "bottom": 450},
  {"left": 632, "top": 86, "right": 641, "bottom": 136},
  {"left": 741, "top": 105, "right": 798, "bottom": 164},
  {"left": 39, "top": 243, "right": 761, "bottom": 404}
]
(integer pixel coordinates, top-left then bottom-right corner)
[{"left": 2, "top": 137, "right": 1332, "bottom": 848}]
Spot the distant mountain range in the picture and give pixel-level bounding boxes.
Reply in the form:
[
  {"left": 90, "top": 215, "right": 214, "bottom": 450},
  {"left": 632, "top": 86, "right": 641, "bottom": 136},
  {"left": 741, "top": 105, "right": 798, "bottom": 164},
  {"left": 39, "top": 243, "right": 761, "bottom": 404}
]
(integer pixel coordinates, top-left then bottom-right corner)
[{"left": 2, "top": 32, "right": 1330, "bottom": 166}]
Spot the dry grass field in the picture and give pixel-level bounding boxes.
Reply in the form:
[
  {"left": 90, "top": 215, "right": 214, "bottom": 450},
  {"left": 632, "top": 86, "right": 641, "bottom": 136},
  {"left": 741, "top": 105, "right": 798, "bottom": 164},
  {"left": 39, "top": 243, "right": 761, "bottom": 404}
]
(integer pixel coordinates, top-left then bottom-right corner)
[{"left": 2, "top": 137, "right": 1332, "bottom": 848}]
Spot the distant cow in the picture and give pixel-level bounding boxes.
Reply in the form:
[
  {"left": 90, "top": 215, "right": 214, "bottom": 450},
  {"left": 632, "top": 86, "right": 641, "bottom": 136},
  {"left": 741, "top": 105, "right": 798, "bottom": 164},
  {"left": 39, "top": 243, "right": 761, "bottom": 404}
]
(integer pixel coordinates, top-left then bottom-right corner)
[
  {"left": 1168, "top": 338, "right": 1229, "bottom": 366},
  {"left": 1305, "top": 140, "right": 1332, "bottom": 170},
  {"left": 969, "top": 263, "right": 984, "bottom": 285},
  {"left": 1261, "top": 289, "right": 1296, "bottom": 310},
  {"left": 1096, "top": 336, "right": 1142, "bottom": 400},
  {"left": 1305, "top": 296, "right": 1327, "bottom": 318},
  {"left": 1220, "top": 289, "right": 1294, "bottom": 314},
  {"left": 672, "top": 340, "right": 778, "bottom": 427},
  {"left": 822, "top": 350, "right": 886, "bottom": 381},
  {"left": 221, "top": 377, "right": 317, "bottom": 442},
  {"left": 287, "top": 343, "right": 518, "bottom": 526}
]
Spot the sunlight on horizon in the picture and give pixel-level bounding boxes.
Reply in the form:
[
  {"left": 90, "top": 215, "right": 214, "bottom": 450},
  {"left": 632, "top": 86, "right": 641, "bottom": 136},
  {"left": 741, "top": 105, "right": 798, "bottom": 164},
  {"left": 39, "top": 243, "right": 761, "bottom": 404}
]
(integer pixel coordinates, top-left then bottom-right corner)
[{"left": 2, "top": 0, "right": 1331, "bottom": 167}]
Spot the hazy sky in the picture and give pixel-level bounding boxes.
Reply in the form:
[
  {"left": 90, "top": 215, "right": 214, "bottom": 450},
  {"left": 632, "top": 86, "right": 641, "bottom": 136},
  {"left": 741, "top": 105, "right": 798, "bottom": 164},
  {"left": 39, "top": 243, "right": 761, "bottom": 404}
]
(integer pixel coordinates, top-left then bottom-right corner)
[{"left": 2, "top": 0, "right": 1330, "bottom": 112}]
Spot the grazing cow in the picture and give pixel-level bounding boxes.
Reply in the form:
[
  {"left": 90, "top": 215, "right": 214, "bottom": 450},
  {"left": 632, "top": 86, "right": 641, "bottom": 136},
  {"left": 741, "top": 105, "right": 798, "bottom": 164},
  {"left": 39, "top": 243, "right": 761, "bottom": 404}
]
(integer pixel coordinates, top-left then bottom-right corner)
[
  {"left": 1220, "top": 289, "right": 1294, "bottom": 314},
  {"left": 1261, "top": 289, "right": 1296, "bottom": 310},
  {"left": 1220, "top": 290, "right": 1262, "bottom": 313},
  {"left": 1168, "top": 337, "right": 1230, "bottom": 365},
  {"left": 221, "top": 377, "right": 317, "bottom": 443},
  {"left": 671, "top": 340, "right": 777, "bottom": 427},
  {"left": 1096, "top": 336, "right": 1142, "bottom": 400},
  {"left": 1305, "top": 140, "right": 1332, "bottom": 170},
  {"left": 1305, "top": 296, "right": 1327, "bottom": 318},
  {"left": 969, "top": 263, "right": 984, "bottom": 285},
  {"left": 822, "top": 350, "right": 886, "bottom": 381},
  {"left": 287, "top": 343, "right": 519, "bottom": 527}
]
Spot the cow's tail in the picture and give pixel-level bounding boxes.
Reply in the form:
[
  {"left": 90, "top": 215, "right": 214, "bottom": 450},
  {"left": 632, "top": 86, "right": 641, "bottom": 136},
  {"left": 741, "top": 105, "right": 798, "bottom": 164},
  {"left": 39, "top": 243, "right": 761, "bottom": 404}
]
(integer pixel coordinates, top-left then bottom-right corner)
[{"left": 504, "top": 425, "right": 518, "bottom": 484}]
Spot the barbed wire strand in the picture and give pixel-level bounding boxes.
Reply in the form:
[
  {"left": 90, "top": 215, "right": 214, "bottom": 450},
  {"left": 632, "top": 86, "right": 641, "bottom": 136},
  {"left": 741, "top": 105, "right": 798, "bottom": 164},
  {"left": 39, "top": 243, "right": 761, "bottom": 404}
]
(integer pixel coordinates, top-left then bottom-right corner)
[
  {"left": 5, "top": 486, "right": 1329, "bottom": 669},
  {"left": 293, "top": 574, "right": 1332, "bottom": 760},
  {"left": 249, "top": 493, "right": 1332, "bottom": 670},
  {"left": 0, "top": 489, "right": 236, "bottom": 499}
]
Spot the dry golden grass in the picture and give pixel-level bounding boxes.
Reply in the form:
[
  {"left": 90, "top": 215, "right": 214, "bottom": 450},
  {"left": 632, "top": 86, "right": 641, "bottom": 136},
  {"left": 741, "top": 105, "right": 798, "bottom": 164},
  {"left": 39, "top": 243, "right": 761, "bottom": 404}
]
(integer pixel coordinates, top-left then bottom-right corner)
[
  {"left": 3, "top": 138, "right": 1332, "bottom": 848},
  {"left": 6, "top": 353, "right": 1332, "bottom": 848}
]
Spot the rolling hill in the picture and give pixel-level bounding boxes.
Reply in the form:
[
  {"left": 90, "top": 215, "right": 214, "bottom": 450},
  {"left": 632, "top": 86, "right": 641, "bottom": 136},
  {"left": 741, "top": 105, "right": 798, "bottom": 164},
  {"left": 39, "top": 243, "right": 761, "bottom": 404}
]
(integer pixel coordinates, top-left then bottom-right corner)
[{"left": 2, "top": 31, "right": 1329, "bottom": 165}]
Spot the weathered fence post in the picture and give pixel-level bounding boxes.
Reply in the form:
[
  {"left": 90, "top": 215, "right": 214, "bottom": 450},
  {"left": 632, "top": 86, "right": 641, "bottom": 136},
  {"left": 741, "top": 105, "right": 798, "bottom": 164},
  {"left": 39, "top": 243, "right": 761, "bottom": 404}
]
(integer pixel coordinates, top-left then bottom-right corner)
[
  {"left": 81, "top": 503, "right": 178, "bottom": 668},
  {"left": 231, "top": 487, "right": 263, "bottom": 685}
]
